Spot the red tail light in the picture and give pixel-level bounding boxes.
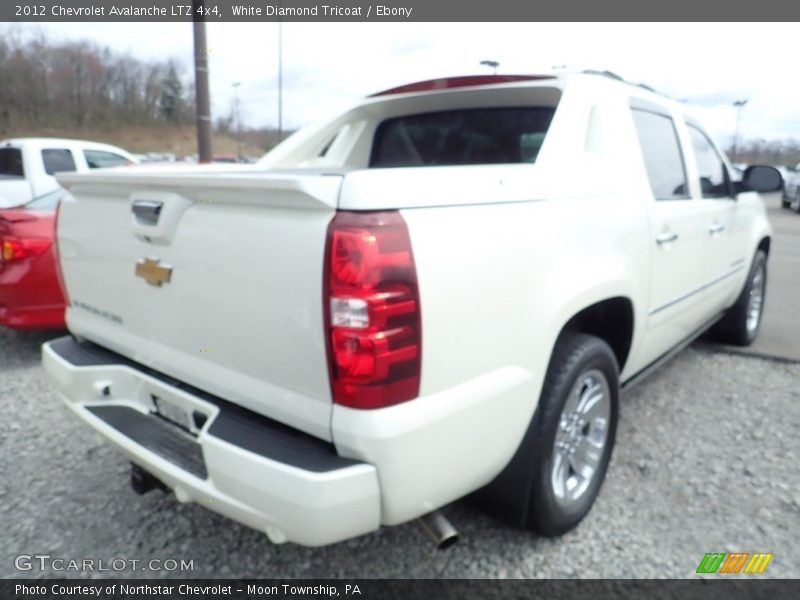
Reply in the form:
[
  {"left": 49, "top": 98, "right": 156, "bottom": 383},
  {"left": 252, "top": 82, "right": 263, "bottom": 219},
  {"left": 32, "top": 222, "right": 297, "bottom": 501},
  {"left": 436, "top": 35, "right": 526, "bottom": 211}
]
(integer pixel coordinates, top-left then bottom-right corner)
[
  {"left": 0, "top": 236, "right": 50, "bottom": 262},
  {"left": 324, "top": 211, "right": 421, "bottom": 409}
]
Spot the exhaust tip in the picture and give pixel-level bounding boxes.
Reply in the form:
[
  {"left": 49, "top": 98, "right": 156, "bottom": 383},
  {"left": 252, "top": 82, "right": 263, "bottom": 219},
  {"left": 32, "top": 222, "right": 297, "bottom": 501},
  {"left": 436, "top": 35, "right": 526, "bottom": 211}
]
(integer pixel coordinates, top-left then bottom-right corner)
[
  {"left": 436, "top": 532, "right": 459, "bottom": 551},
  {"left": 130, "top": 463, "right": 167, "bottom": 495},
  {"left": 417, "top": 510, "right": 459, "bottom": 550}
]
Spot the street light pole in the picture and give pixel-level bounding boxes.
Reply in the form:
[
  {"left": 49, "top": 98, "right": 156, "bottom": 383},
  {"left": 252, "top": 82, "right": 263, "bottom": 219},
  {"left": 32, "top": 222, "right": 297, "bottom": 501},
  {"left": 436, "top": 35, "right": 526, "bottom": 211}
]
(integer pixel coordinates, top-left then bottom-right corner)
[
  {"left": 232, "top": 81, "right": 242, "bottom": 161},
  {"left": 480, "top": 60, "right": 499, "bottom": 75},
  {"left": 732, "top": 99, "right": 748, "bottom": 163}
]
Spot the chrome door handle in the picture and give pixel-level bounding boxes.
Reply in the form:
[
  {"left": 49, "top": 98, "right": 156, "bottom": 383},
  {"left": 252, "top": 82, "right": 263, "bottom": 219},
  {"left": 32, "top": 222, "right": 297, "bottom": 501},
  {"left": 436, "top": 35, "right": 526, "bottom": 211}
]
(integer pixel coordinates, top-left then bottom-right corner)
[
  {"left": 655, "top": 230, "right": 679, "bottom": 245},
  {"left": 708, "top": 223, "right": 725, "bottom": 234}
]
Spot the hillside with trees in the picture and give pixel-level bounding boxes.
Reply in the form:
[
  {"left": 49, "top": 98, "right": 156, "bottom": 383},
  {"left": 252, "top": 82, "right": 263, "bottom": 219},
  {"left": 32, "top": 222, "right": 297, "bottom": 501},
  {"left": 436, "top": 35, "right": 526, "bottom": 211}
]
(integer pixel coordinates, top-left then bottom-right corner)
[
  {"left": 0, "top": 31, "right": 192, "bottom": 132},
  {"left": 0, "top": 30, "right": 270, "bottom": 157}
]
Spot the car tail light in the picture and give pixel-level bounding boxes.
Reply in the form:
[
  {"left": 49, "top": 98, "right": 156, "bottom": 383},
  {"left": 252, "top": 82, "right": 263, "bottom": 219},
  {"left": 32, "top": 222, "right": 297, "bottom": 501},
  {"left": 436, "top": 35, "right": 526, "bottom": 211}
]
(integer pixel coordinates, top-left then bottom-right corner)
[
  {"left": 0, "top": 236, "right": 50, "bottom": 262},
  {"left": 324, "top": 211, "right": 421, "bottom": 409}
]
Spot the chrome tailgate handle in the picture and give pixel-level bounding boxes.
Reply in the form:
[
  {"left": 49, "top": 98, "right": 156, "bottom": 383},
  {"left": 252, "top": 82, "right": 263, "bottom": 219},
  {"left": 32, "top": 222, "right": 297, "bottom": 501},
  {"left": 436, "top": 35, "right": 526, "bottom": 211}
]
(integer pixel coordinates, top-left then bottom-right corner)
[
  {"left": 130, "top": 192, "right": 193, "bottom": 245},
  {"left": 132, "top": 200, "right": 164, "bottom": 225}
]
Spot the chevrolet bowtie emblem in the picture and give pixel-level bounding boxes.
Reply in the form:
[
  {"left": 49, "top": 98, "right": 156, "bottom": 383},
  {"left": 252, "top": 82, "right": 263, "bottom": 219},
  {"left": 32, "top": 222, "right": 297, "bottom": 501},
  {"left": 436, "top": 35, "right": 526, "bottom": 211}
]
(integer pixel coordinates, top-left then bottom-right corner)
[{"left": 135, "top": 258, "right": 173, "bottom": 286}]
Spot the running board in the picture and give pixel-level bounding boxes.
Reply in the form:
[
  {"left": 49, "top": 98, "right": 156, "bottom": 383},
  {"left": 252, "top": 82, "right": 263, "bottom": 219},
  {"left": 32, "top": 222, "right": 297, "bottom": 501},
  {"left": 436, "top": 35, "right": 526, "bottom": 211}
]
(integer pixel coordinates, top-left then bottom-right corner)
[{"left": 621, "top": 312, "right": 724, "bottom": 391}]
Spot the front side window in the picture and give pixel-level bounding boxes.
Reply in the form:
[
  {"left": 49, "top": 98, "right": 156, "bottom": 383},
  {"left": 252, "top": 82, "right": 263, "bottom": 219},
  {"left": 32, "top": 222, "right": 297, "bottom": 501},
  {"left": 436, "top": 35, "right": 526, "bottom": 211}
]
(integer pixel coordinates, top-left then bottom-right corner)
[
  {"left": 42, "top": 149, "right": 77, "bottom": 175},
  {"left": 370, "top": 107, "right": 555, "bottom": 168},
  {"left": 84, "top": 150, "right": 131, "bottom": 169},
  {"left": 631, "top": 108, "right": 688, "bottom": 200},
  {"left": 688, "top": 126, "right": 729, "bottom": 198}
]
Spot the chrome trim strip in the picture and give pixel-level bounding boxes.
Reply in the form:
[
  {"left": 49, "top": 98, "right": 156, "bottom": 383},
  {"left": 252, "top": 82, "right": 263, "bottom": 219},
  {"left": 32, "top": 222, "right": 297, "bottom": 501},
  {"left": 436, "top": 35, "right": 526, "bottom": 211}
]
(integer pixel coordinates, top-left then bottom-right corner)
[{"left": 649, "top": 265, "right": 744, "bottom": 316}]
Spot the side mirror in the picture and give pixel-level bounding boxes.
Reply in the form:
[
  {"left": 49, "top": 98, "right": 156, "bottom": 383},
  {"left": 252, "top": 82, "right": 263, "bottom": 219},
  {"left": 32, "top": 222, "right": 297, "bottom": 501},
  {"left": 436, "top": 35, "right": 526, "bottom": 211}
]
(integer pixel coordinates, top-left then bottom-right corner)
[{"left": 741, "top": 165, "right": 783, "bottom": 193}]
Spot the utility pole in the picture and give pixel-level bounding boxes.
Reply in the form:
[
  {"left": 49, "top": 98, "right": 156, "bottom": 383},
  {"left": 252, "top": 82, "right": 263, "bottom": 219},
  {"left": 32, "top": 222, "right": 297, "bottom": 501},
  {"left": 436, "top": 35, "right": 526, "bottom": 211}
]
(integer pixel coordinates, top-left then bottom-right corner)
[
  {"left": 732, "top": 99, "right": 748, "bottom": 163},
  {"left": 193, "top": 0, "right": 213, "bottom": 163}
]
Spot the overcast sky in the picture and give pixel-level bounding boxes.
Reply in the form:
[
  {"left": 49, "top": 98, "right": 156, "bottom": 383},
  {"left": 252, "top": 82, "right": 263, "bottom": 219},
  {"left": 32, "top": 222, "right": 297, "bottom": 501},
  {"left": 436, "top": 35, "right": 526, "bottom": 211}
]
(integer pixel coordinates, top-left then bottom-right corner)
[{"left": 15, "top": 22, "right": 800, "bottom": 146}]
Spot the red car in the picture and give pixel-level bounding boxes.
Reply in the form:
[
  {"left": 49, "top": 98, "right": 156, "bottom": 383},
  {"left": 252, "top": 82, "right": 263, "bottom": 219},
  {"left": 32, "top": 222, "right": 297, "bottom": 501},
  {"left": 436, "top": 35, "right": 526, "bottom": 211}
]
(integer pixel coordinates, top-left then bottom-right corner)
[{"left": 0, "top": 188, "right": 66, "bottom": 329}]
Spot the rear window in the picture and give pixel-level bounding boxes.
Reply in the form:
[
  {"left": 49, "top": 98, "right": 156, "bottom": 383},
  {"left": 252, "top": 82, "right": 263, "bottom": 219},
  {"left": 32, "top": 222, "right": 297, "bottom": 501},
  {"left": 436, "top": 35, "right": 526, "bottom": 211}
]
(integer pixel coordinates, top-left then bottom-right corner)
[
  {"left": 42, "top": 148, "right": 77, "bottom": 176},
  {"left": 370, "top": 107, "right": 555, "bottom": 168},
  {"left": 0, "top": 148, "right": 24, "bottom": 177}
]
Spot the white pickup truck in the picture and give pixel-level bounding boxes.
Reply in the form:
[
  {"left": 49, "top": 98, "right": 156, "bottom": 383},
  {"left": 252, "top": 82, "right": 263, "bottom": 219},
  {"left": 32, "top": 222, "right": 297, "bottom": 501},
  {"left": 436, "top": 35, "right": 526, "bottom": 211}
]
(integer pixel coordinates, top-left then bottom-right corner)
[
  {"left": 43, "top": 72, "right": 781, "bottom": 548},
  {"left": 0, "top": 138, "right": 137, "bottom": 208}
]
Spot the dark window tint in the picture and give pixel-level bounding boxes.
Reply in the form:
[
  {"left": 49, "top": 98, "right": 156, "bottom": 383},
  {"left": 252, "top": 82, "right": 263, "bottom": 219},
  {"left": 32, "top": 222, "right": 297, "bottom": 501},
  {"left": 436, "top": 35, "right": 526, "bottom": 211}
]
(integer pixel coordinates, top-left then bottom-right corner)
[
  {"left": 42, "top": 149, "right": 76, "bottom": 175},
  {"left": 688, "top": 126, "right": 729, "bottom": 198},
  {"left": 370, "top": 107, "right": 555, "bottom": 168},
  {"left": 631, "top": 109, "right": 688, "bottom": 200},
  {"left": 0, "top": 148, "right": 24, "bottom": 177},
  {"left": 84, "top": 149, "right": 131, "bottom": 169}
]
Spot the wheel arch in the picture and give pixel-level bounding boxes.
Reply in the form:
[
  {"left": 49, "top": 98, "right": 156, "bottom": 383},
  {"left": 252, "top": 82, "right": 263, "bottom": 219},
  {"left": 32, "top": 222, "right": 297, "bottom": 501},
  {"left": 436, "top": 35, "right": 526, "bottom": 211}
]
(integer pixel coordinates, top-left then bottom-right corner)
[
  {"left": 471, "top": 294, "right": 634, "bottom": 527},
  {"left": 757, "top": 235, "right": 771, "bottom": 257},
  {"left": 560, "top": 296, "right": 635, "bottom": 373}
]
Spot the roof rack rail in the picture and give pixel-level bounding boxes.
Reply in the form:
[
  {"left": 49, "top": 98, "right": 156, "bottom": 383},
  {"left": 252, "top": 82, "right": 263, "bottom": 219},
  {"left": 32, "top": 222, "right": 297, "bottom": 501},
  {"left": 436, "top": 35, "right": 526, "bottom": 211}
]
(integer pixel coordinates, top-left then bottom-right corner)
[
  {"left": 582, "top": 69, "right": 624, "bottom": 81},
  {"left": 370, "top": 75, "right": 554, "bottom": 97},
  {"left": 582, "top": 69, "right": 658, "bottom": 95}
]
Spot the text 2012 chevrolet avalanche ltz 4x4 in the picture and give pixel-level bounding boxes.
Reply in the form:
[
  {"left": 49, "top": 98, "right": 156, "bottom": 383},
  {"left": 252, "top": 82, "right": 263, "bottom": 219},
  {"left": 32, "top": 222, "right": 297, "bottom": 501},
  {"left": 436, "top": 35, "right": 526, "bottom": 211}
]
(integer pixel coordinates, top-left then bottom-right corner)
[{"left": 43, "top": 72, "right": 782, "bottom": 547}]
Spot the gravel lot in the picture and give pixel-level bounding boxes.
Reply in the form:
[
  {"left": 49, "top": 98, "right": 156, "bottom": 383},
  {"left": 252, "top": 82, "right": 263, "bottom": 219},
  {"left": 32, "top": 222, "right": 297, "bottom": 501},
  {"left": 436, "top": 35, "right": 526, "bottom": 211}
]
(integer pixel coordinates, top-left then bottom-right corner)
[{"left": 1, "top": 327, "right": 798, "bottom": 579}]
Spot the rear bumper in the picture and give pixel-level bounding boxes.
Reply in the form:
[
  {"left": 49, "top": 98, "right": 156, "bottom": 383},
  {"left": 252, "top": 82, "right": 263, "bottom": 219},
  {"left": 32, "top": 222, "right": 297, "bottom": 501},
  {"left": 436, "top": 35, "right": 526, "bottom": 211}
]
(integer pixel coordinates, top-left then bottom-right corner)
[
  {"left": 0, "top": 303, "right": 65, "bottom": 329},
  {"left": 42, "top": 336, "right": 381, "bottom": 547}
]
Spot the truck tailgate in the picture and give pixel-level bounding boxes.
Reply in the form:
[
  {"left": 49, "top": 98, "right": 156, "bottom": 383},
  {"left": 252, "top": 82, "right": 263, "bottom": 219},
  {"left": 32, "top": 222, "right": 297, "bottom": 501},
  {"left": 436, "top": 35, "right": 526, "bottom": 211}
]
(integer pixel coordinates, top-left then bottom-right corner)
[{"left": 56, "top": 169, "right": 342, "bottom": 441}]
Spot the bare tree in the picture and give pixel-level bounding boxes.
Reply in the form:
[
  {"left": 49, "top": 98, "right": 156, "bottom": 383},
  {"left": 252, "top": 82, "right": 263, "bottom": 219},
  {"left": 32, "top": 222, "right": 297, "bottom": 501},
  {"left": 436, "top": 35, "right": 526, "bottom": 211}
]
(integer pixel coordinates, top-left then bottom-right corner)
[{"left": 0, "top": 29, "right": 195, "bottom": 132}]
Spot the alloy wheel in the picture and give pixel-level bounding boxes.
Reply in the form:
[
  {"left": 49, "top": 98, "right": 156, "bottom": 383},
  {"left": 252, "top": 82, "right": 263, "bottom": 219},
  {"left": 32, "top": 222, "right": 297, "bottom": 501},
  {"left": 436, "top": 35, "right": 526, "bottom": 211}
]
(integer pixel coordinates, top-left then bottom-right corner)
[{"left": 551, "top": 369, "right": 611, "bottom": 508}]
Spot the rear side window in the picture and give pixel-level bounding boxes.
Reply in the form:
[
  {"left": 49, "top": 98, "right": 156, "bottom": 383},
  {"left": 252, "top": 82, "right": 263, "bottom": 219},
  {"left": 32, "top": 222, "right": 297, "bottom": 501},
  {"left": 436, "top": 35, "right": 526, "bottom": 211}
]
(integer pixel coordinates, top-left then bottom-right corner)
[
  {"left": 370, "top": 107, "right": 555, "bottom": 168},
  {"left": 0, "top": 148, "right": 24, "bottom": 177},
  {"left": 42, "top": 149, "right": 77, "bottom": 175},
  {"left": 688, "top": 126, "right": 729, "bottom": 198},
  {"left": 631, "top": 109, "right": 688, "bottom": 200},
  {"left": 84, "top": 150, "right": 131, "bottom": 169}
]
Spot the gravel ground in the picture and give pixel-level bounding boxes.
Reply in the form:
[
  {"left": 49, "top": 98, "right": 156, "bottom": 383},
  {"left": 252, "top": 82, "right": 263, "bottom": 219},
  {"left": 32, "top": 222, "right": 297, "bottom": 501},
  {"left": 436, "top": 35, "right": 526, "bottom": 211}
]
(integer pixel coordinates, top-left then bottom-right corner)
[{"left": 1, "top": 327, "right": 798, "bottom": 579}]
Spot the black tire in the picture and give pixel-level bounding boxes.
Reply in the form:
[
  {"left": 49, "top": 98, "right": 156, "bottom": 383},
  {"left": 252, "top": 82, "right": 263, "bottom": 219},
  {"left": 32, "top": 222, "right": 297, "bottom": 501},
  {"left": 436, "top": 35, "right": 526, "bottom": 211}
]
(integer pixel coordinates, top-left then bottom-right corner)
[
  {"left": 711, "top": 250, "right": 767, "bottom": 346},
  {"left": 525, "top": 332, "right": 619, "bottom": 537},
  {"left": 792, "top": 191, "right": 800, "bottom": 213},
  {"left": 781, "top": 191, "right": 791, "bottom": 209}
]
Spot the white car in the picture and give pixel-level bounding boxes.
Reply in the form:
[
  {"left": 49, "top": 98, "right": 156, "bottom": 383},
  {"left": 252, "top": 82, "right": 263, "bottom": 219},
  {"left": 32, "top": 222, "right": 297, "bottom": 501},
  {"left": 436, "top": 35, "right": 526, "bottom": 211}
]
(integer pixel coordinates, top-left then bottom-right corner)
[
  {"left": 0, "top": 137, "right": 137, "bottom": 208},
  {"left": 43, "top": 72, "right": 780, "bottom": 548}
]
